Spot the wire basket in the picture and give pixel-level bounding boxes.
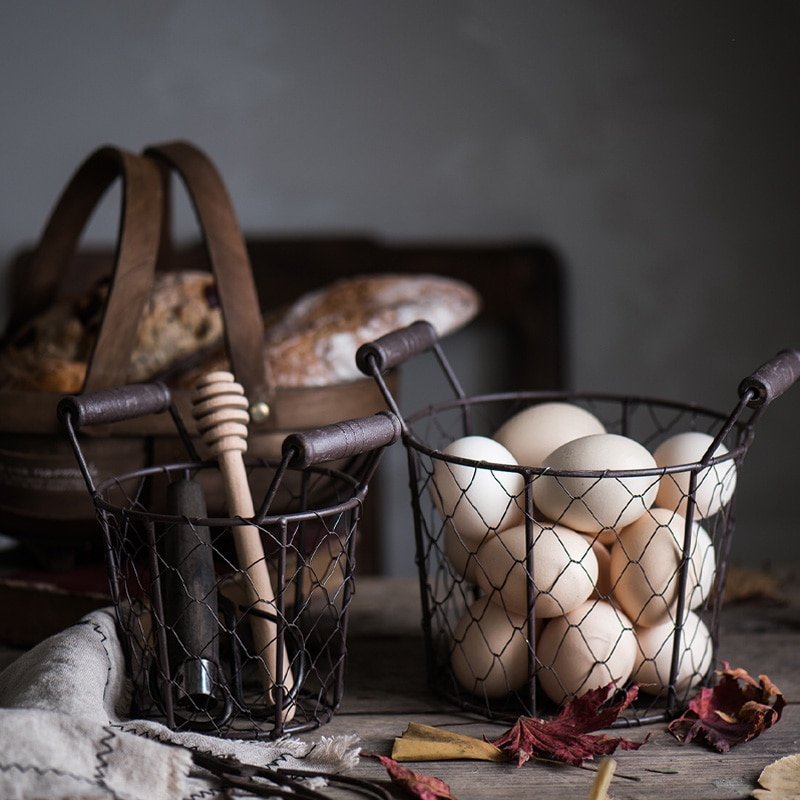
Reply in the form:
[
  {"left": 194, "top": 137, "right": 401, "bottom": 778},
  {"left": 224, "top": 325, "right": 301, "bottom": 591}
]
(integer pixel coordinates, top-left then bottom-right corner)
[
  {"left": 59, "top": 382, "right": 400, "bottom": 738},
  {"left": 357, "top": 321, "right": 799, "bottom": 725}
]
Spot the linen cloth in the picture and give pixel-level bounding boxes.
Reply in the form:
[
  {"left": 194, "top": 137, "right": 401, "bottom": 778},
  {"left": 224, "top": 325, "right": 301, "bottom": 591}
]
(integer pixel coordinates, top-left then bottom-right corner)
[{"left": 0, "top": 606, "right": 360, "bottom": 799}]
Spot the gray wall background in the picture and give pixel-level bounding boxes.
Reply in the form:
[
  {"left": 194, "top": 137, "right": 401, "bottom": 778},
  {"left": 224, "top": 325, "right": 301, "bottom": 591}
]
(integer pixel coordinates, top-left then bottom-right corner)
[{"left": 0, "top": 2, "right": 798, "bottom": 573}]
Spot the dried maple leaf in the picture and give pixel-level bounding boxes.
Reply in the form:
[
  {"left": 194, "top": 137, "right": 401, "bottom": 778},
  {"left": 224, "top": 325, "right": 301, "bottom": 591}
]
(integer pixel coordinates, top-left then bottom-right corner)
[
  {"left": 668, "top": 662, "right": 785, "bottom": 753},
  {"left": 490, "top": 683, "right": 648, "bottom": 768},
  {"left": 364, "top": 752, "right": 460, "bottom": 800}
]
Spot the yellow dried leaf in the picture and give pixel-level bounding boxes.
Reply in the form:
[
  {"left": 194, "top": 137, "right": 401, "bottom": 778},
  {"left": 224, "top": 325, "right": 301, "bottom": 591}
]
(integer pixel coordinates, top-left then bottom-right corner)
[
  {"left": 588, "top": 757, "right": 617, "bottom": 800},
  {"left": 391, "top": 722, "right": 506, "bottom": 763},
  {"left": 752, "top": 754, "right": 800, "bottom": 799}
]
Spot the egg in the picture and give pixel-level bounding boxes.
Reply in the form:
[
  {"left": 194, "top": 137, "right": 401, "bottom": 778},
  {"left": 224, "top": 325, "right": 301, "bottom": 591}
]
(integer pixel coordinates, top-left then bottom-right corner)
[
  {"left": 580, "top": 534, "right": 613, "bottom": 599},
  {"left": 476, "top": 522, "right": 598, "bottom": 618},
  {"left": 494, "top": 402, "right": 606, "bottom": 468},
  {"left": 450, "top": 595, "right": 530, "bottom": 699},
  {"left": 536, "top": 600, "right": 637, "bottom": 705},
  {"left": 443, "top": 524, "right": 492, "bottom": 584},
  {"left": 609, "top": 508, "right": 716, "bottom": 627},
  {"left": 686, "top": 524, "right": 716, "bottom": 611},
  {"left": 632, "top": 610, "right": 713, "bottom": 697},
  {"left": 532, "top": 433, "right": 659, "bottom": 535},
  {"left": 431, "top": 436, "right": 524, "bottom": 542},
  {"left": 653, "top": 431, "right": 737, "bottom": 519}
]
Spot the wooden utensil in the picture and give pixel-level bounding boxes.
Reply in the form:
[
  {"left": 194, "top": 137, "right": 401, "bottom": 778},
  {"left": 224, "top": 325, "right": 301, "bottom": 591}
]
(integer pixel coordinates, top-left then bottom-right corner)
[{"left": 191, "top": 370, "right": 295, "bottom": 716}]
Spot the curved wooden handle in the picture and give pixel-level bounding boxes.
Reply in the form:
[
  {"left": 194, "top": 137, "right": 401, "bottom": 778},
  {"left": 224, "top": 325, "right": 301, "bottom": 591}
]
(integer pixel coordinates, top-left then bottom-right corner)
[
  {"left": 144, "top": 141, "right": 274, "bottom": 420},
  {"left": 5, "top": 146, "right": 163, "bottom": 393}
]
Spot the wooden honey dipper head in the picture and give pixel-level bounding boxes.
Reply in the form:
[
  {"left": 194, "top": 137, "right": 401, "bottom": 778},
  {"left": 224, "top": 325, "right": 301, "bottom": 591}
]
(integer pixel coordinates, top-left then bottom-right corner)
[{"left": 191, "top": 371, "right": 250, "bottom": 456}]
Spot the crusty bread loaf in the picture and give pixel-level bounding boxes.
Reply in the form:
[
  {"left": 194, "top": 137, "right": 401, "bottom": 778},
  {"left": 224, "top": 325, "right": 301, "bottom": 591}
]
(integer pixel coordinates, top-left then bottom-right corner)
[
  {"left": 0, "top": 271, "right": 480, "bottom": 393},
  {"left": 262, "top": 273, "right": 480, "bottom": 386},
  {"left": 177, "top": 273, "right": 481, "bottom": 389},
  {"left": 0, "top": 271, "right": 223, "bottom": 393}
]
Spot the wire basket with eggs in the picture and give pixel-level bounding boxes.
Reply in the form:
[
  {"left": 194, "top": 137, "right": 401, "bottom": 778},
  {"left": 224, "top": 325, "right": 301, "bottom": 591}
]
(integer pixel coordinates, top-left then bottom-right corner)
[{"left": 356, "top": 321, "right": 799, "bottom": 724}]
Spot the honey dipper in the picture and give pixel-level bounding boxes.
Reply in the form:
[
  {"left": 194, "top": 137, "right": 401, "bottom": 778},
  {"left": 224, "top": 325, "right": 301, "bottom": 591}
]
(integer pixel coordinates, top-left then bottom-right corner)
[{"left": 191, "top": 370, "right": 295, "bottom": 716}]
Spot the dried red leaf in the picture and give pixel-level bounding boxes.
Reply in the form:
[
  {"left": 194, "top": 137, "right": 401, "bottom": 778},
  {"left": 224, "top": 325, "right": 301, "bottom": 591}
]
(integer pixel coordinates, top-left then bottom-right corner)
[
  {"left": 364, "top": 752, "right": 460, "bottom": 800},
  {"left": 668, "top": 662, "right": 785, "bottom": 752},
  {"left": 490, "top": 683, "right": 648, "bottom": 768}
]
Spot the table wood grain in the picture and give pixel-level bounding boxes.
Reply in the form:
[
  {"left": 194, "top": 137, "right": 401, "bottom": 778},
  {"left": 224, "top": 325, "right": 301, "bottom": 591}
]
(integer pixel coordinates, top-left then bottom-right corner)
[
  {"left": 316, "top": 573, "right": 800, "bottom": 800},
  {"left": 0, "top": 571, "right": 795, "bottom": 799}
]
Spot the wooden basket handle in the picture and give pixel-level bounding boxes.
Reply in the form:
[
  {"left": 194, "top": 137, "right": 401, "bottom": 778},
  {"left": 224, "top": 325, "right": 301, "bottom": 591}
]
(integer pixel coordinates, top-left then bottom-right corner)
[
  {"left": 143, "top": 141, "right": 274, "bottom": 424},
  {"left": 738, "top": 349, "right": 800, "bottom": 408},
  {"left": 4, "top": 146, "right": 164, "bottom": 393}
]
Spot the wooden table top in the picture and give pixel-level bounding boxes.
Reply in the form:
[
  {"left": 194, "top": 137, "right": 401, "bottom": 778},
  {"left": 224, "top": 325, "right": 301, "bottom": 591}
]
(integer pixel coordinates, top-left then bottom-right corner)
[
  {"left": 317, "top": 572, "right": 800, "bottom": 800},
  {"left": 0, "top": 568, "right": 794, "bottom": 799}
]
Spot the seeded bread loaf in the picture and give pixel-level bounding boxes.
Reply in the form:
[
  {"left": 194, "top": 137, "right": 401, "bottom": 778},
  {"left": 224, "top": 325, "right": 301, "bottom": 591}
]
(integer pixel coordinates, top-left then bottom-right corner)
[{"left": 0, "top": 271, "right": 223, "bottom": 393}]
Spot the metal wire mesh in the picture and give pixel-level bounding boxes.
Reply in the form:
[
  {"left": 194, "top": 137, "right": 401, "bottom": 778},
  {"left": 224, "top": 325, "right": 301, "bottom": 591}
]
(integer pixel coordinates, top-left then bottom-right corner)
[
  {"left": 401, "top": 391, "right": 751, "bottom": 725},
  {"left": 92, "top": 460, "right": 363, "bottom": 738}
]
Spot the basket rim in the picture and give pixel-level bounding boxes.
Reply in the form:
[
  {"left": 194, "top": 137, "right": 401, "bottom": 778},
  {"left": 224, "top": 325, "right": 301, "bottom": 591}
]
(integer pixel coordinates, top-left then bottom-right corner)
[
  {"left": 92, "top": 458, "right": 365, "bottom": 526},
  {"left": 402, "top": 389, "right": 751, "bottom": 478}
]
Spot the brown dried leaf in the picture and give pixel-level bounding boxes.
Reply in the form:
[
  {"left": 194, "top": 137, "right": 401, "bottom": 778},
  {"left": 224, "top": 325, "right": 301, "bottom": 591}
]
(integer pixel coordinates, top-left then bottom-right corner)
[
  {"left": 364, "top": 752, "right": 460, "bottom": 800},
  {"left": 752, "top": 754, "right": 800, "bottom": 799},
  {"left": 668, "top": 662, "right": 785, "bottom": 753},
  {"left": 491, "top": 683, "right": 649, "bottom": 768},
  {"left": 392, "top": 723, "right": 506, "bottom": 762},
  {"left": 723, "top": 565, "right": 787, "bottom": 606}
]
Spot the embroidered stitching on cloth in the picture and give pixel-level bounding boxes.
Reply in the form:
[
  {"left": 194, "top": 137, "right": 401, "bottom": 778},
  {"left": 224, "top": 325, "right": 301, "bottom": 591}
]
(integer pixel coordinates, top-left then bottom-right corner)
[{"left": 0, "top": 606, "right": 360, "bottom": 800}]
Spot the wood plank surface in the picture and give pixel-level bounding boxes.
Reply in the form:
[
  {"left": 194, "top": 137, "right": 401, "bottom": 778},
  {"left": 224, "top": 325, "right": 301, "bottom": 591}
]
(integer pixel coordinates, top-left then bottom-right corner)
[
  {"left": 314, "top": 572, "right": 800, "bottom": 800},
  {"left": 0, "top": 571, "right": 795, "bottom": 799}
]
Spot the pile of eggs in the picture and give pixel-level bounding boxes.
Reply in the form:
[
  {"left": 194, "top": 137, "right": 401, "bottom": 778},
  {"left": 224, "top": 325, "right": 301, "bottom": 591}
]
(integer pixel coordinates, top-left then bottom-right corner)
[{"left": 433, "top": 402, "right": 737, "bottom": 705}]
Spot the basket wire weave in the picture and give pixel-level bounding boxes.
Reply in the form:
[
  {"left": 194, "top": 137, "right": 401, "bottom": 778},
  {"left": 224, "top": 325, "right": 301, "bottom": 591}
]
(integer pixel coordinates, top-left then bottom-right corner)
[
  {"left": 357, "top": 322, "right": 797, "bottom": 726},
  {"left": 60, "top": 383, "right": 398, "bottom": 739}
]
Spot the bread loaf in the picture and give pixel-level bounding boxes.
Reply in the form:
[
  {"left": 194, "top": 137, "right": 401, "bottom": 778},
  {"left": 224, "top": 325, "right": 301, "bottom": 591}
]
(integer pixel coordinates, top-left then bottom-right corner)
[
  {"left": 0, "top": 271, "right": 223, "bottom": 393},
  {"left": 1, "top": 271, "right": 480, "bottom": 393},
  {"left": 262, "top": 273, "right": 480, "bottom": 387},
  {"left": 176, "top": 272, "right": 481, "bottom": 388}
]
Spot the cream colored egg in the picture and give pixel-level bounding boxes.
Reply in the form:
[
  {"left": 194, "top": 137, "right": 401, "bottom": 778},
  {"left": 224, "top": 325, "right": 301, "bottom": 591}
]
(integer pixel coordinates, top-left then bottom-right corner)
[
  {"left": 654, "top": 432, "right": 737, "bottom": 519},
  {"left": 450, "top": 595, "right": 530, "bottom": 699},
  {"left": 532, "top": 433, "right": 659, "bottom": 534},
  {"left": 431, "top": 436, "right": 524, "bottom": 542},
  {"left": 494, "top": 402, "right": 606, "bottom": 468},
  {"left": 443, "top": 524, "right": 493, "bottom": 584},
  {"left": 476, "top": 522, "right": 598, "bottom": 618},
  {"left": 580, "top": 534, "right": 613, "bottom": 599},
  {"left": 536, "top": 600, "right": 636, "bottom": 705},
  {"left": 609, "top": 508, "right": 716, "bottom": 627},
  {"left": 632, "top": 610, "right": 713, "bottom": 697},
  {"left": 686, "top": 524, "right": 716, "bottom": 611}
]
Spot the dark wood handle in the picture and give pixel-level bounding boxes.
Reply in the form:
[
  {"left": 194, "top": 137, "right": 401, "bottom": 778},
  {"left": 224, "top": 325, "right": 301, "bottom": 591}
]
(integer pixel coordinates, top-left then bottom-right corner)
[
  {"left": 143, "top": 141, "right": 273, "bottom": 417},
  {"left": 739, "top": 349, "right": 800, "bottom": 408},
  {"left": 5, "top": 146, "right": 164, "bottom": 393},
  {"left": 282, "top": 411, "right": 401, "bottom": 468},
  {"left": 57, "top": 382, "right": 172, "bottom": 430},
  {"left": 356, "top": 320, "right": 438, "bottom": 375}
]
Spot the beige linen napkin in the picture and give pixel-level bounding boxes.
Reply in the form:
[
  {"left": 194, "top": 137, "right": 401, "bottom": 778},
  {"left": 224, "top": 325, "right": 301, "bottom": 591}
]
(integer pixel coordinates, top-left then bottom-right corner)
[{"left": 0, "top": 606, "right": 359, "bottom": 799}]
